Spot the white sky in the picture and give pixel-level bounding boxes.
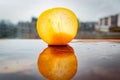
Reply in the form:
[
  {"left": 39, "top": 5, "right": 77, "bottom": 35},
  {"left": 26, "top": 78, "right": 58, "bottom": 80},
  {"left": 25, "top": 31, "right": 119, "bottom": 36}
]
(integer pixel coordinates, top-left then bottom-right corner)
[{"left": 0, "top": 0, "right": 120, "bottom": 23}]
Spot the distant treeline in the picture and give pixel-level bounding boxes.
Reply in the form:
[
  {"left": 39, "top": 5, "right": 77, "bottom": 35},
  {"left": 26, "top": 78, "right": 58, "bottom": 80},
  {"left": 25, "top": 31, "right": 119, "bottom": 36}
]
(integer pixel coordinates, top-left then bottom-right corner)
[{"left": 0, "top": 20, "right": 17, "bottom": 38}]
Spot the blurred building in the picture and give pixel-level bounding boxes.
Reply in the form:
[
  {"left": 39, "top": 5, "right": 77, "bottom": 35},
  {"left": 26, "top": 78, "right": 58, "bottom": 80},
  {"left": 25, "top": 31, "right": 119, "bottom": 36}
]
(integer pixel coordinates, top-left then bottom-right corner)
[
  {"left": 17, "top": 17, "right": 39, "bottom": 39},
  {"left": 79, "top": 22, "right": 97, "bottom": 32},
  {"left": 99, "top": 13, "right": 120, "bottom": 32}
]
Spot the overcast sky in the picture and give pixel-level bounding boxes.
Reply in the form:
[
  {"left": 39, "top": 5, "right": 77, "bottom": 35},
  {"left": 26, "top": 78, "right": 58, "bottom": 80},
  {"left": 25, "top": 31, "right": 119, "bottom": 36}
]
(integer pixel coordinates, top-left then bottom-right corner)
[{"left": 0, "top": 0, "right": 120, "bottom": 23}]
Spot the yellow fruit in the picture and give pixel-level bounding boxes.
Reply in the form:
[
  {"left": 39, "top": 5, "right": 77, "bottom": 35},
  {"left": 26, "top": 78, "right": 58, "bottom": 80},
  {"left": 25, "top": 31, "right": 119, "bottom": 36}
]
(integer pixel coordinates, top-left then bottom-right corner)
[
  {"left": 37, "top": 7, "right": 78, "bottom": 45},
  {"left": 37, "top": 45, "right": 77, "bottom": 80}
]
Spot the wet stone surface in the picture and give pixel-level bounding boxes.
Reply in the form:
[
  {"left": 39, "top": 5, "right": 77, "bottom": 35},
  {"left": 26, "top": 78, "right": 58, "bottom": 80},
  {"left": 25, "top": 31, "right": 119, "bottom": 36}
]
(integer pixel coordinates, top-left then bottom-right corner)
[{"left": 0, "top": 39, "right": 120, "bottom": 80}]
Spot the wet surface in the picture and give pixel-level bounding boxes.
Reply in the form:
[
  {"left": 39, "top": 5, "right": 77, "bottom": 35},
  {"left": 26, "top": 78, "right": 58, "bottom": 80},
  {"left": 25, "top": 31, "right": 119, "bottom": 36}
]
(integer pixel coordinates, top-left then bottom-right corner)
[{"left": 0, "top": 39, "right": 120, "bottom": 80}]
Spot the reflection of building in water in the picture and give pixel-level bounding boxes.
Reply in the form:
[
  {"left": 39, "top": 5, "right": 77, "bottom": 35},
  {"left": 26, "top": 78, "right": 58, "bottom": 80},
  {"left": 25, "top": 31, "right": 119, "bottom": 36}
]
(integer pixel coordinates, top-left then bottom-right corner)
[
  {"left": 17, "top": 17, "right": 39, "bottom": 39},
  {"left": 98, "top": 13, "right": 120, "bottom": 32}
]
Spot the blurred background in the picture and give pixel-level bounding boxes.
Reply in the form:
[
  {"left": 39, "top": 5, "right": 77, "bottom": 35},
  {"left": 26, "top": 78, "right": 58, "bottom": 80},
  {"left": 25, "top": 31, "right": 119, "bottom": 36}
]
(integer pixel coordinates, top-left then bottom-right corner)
[{"left": 0, "top": 0, "right": 120, "bottom": 39}]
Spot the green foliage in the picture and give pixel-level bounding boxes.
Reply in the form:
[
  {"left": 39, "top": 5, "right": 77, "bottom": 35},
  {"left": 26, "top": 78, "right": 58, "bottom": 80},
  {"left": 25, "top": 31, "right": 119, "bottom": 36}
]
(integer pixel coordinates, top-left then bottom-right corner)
[{"left": 0, "top": 20, "right": 17, "bottom": 38}]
